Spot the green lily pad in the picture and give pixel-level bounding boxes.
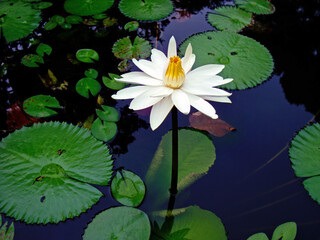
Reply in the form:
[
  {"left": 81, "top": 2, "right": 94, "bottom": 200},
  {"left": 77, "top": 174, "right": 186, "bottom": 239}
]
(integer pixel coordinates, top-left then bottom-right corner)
[
  {"left": 76, "top": 49, "right": 99, "bottom": 63},
  {"left": 151, "top": 206, "right": 227, "bottom": 240},
  {"left": 235, "top": 0, "right": 275, "bottom": 15},
  {"left": 145, "top": 129, "right": 216, "bottom": 207},
  {"left": 64, "top": 0, "right": 114, "bottom": 16},
  {"left": 0, "top": 216, "right": 14, "bottom": 240},
  {"left": 96, "top": 105, "right": 119, "bottom": 122},
  {"left": 23, "top": 94, "right": 61, "bottom": 117},
  {"left": 179, "top": 31, "right": 274, "bottom": 90},
  {"left": 52, "top": 15, "right": 65, "bottom": 25},
  {"left": 124, "top": 21, "right": 139, "bottom": 31},
  {"left": 31, "top": 2, "right": 52, "bottom": 9},
  {"left": 271, "top": 222, "right": 297, "bottom": 240},
  {"left": 91, "top": 118, "right": 117, "bottom": 142},
  {"left": 119, "top": 0, "right": 173, "bottom": 21},
  {"left": 93, "top": 13, "right": 107, "bottom": 20},
  {"left": 247, "top": 233, "right": 269, "bottom": 240},
  {"left": 44, "top": 20, "right": 57, "bottom": 30},
  {"left": 65, "top": 15, "right": 83, "bottom": 24},
  {"left": 76, "top": 78, "right": 101, "bottom": 98},
  {"left": 112, "top": 36, "right": 152, "bottom": 60},
  {"left": 289, "top": 123, "right": 320, "bottom": 205},
  {"left": 21, "top": 54, "right": 44, "bottom": 67},
  {"left": 0, "top": 0, "right": 41, "bottom": 42},
  {"left": 111, "top": 170, "right": 146, "bottom": 207},
  {"left": 84, "top": 68, "right": 98, "bottom": 79},
  {"left": 102, "top": 73, "right": 126, "bottom": 90},
  {"left": 36, "top": 43, "right": 52, "bottom": 57},
  {"left": 83, "top": 206, "right": 151, "bottom": 240},
  {"left": 207, "top": 6, "right": 252, "bottom": 32},
  {"left": 0, "top": 122, "right": 113, "bottom": 224}
]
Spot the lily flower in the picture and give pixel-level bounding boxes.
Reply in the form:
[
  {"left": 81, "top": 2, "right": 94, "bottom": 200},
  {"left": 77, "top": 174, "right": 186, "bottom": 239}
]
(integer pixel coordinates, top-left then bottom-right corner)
[{"left": 112, "top": 36, "right": 233, "bottom": 130}]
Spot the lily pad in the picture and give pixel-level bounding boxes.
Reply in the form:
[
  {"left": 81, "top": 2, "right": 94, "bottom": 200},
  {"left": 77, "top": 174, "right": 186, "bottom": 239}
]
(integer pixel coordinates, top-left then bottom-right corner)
[
  {"left": 145, "top": 129, "right": 216, "bottom": 207},
  {"left": 289, "top": 123, "right": 320, "bottom": 205},
  {"left": 64, "top": 0, "right": 114, "bottom": 16},
  {"left": 235, "top": 0, "right": 275, "bottom": 15},
  {"left": 23, "top": 94, "right": 60, "bottom": 117},
  {"left": 84, "top": 68, "right": 98, "bottom": 79},
  {"left": 112, "top": 36, "right": 152, "bottom": 60},
  {"left": 247, "top": 233, "right": 269, "bottom": 240},
  {"left": 0, "top": 0, "right": 41, "bottom": 42},
  {"left": 207, "top": 6, "right": 252, "bottom": 32},
  {"left": 65, "top": 15, "right": 83, "bottom": 24},
  {"left": 124, "top": 21, "right": 139, "bottom": 31},
  {"left": 271, "top": 222, "right": 297, "bottom": 240},
  {"left": 179, "top": 31, "right": 274, "bottom": 90},
  {"left": 21, "top": 54, "right": 44, "bottom": 67},
  {"left": 91, "top": 118, "right": 117, "bottom": 142},
  {"left": 76, "top": 78, "right": 101, "bottom": 98},
  {"left": 0, "top": 216, "right": 14, "bottom": 240},
  {"left": 36, "top": 43, "right": 52, "bottom": 57},
  {"left": 0, "top": 122, "right": 113, "bottom": 224},
  {"left": 119, "top": 0, "right": 173, "bottom": 21},
  {"left": 31, "top": 2, "right": 52, "bottom": 10},
  {"left": 111, "top": 170, "right": 146, "bottom": 207},
  {"left": 102, "top": 73, "right": 126, "bottom": 90},
  {"left": 76, "top": 49, "right": 99, "bottom": 63},
  {"left": 96, "top": 105, "right": 119, "bottom": 122},
  {"left": 83, "top": 206, "right": 151, "bottom": 240}
]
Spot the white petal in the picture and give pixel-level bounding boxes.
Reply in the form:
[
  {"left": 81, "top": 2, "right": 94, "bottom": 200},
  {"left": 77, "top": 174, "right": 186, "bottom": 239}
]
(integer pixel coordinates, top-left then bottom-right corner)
[
  {"left": 187, "top": 64, "right": 225, "bottom": 79},
  {"left": 203, "top": 96, "right": 232, "bottom": 103},
  {"left": 150, "top": 97, "right": 174, "bottom": 130},
  {"left": 181, "top": 84, "right": 232, "bottom": 97},
  {"left": 132, "top": 59, "right": 164, "bottom": 80},
  {"left": 187, "top": 94, "right": 218, "bottom": 119},
  {"left": 117, "top": 72, "right": 163, "bottom": 86},
  {"left": 167, "top": 36, "right": 177, "bottom": 58},
  {"left": 112, "top": 86, "right": 150, "bottom": 100},
  {"left": 184, "top": 75, "right": 233, "bottom": 88},
  {"left": 182, "top": 54, "right": 195, "bottom": 74},
  {"left": 171, "top": 89, "right": 190, "bottom": 115},
  {"left": 151, "top": 49, "right": 168, "bottom": 67}
]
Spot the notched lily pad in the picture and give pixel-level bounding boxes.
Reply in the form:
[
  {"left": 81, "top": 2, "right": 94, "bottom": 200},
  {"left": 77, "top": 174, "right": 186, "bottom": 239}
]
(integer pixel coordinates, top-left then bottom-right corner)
[
  {"left": 102, "top": 73, "right": 126, "bottom": 90},
  {"left": 91, "top": 118, "right": 117, "bottom": 142},
  {"left": 64, "top": 0, "right": 114, "bottom": 16},
  {"left": 84, "top": 68, "right": 98, "bottom": 79},
  {"left": 247, "top": 233, "right": 269, "bottom": 240},
  {"left": 21, "top": 54, "right": 44, "bottom": 67},
  {"left": 124, "top": 21, "right": 139, "bottom": 31},
  {"left": 76, "top": 78, "right": 101, "bottom": 98},
  {"left": 76, "top": 49, "right": 99, "bottom": 63},
  {"left": 96, "top": 105, "right": 119, "bottom": 122},
  {"left": 23, "top": 95, "right": 60, "bottom": 117},
  {"left": 235, "top": 0, "right": 275, "bottom": 15},
  {"left": 271, "top": 222, "right": 297, "bottom": 240},
  {"left": 36, "top": 43, "right": 52, "bottom": 57}
]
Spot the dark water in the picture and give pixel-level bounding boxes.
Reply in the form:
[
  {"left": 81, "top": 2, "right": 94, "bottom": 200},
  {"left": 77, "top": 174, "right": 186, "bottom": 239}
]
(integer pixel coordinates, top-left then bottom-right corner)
[{"left": 1, "top": 0, "right": 320, "bottom": 239}]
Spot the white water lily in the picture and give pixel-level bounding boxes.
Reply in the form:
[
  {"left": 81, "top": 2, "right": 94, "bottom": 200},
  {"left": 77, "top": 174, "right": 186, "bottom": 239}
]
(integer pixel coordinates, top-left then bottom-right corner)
[{"left": 112, "top": 36, "right": 233, "bottom": 130}]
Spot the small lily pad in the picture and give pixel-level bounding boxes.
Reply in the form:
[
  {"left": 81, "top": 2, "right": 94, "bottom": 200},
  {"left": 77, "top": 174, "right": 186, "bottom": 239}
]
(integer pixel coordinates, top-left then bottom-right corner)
[
  {"left": 23, "top": 95, "right": 60, "bottom": 117},
  {"left": 76, "top": 49, "right": 99, "bottom": 63},
  {"left": 36, "top": 43, "right": 52, "bottom": 57},
  {"left": 102, "top": 73, "right": 126, "bottom": 90},
  {"left": 111, "top": 170, "right": 146, "bottom": 207},
  {"left": 0, "top": 216, "right": 14, "bottom": 240},
  {"left": 76, "top": 78, "right": 101, "bottom": 98},
  {"left": 93, "top": 13, "right": 107, "bottom": 20},
  {"left": 64, "top": 0, "right": 114, "bottom": 16},
  {"left": 96, "top": 105, "right": 119, "bottom": 122},
  {"left": 21, "top": 54, "right": 44, "bottom": 67},
  {"left": 124, "top": 21, "right": 139, "bottom": 31},
  {"left": 271, "top": 222, "right": 297, "bottom": 240},
  {"left": 91, "top": 118, "right": 117, "bottom": 142},
  {"left": 112, "top": 36, "right": 152, "bottom": 60},
  {"left": 247, "top": 233, "right": 269, "bottom": 240},
  {"left": 119, "top": 0, "right": 173, "bottom": 21},
  {"left": 179, "top": 31, "right": 274, "bottom": 90},
  {"left": 52, "top": 15, "right": 65, "bottom": 25},
  {"left": 65, "top": 15, "right": 83, "bottom": 24},
  {"left": 235, "top": 0, "right": 275, "bottom": 15},
  {"left": 84, "top": 68, "right": 98, "bottom": 79},
  {"left": 207, "top": 6, "right": 252, "bottom": 32},
  {"left": 44, "top": 20, "right": 57, "bottom": 30},
  {"left": 83, "top": 206, "right": 151, "bottom": 240}
]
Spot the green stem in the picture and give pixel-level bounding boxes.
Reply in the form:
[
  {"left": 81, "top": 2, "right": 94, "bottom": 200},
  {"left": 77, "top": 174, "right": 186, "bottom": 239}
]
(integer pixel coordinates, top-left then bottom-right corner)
[{"left": 170, "top": 107, "right": 178, "bottom": 195}]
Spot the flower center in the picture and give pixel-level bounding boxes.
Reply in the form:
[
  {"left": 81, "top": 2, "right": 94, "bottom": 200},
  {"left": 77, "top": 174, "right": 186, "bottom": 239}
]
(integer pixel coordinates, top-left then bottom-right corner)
[{"left": 164, "top": 56, "right": 185, "bottom": 89}]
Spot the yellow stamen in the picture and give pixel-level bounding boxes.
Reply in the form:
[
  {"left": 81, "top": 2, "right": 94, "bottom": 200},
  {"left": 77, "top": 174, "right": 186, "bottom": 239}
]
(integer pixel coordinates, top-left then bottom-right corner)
[{"left": 164, "top": 56, "right": 185, "bottom": 89}]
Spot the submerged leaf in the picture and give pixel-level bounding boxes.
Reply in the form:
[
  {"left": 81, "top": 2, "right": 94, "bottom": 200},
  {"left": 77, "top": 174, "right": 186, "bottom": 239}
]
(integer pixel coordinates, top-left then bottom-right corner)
[
  {"left": 23, "top": 95, "right": 60, "bottom": 117},
  {"left": 235, "top": 0, "right": 275, "bottom": 15},
  {"left": 91, "top": 118, "right": 117, "bottom": 142},
  {"left": 124, "top": 21, "right": 139, "bottom": 31},
  {"left": 64, "top": 0, "right": 114, "bottom": 16},
  {"left": 21, "top": 54, "right": 44, "bottom": 67},
  {"left": 76, "top": 49, "right": 99, "bottom": 63},
  {"left": 76, "top": 78, "right": 101, "bottom": 98},
  {"left": 65, "top": 15, "right": 83, "bottom": 24}
]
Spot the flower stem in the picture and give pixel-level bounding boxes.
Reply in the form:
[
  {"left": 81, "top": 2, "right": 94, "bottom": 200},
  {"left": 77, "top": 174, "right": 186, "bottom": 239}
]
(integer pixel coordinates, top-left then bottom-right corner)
[{"left": 170, "top": 106, "right": 178, "bottom": 195}]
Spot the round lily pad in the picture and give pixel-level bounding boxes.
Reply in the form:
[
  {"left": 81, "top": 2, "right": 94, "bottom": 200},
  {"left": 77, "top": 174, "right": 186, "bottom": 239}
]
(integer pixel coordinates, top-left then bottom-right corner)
[
  {"left": 0, "top": 0, "right": 41, "bottom": 42},
  {"left": 23, "top": 95, "right": 60, "bottom": 117},
  {"left": 234, "top": 0, "right": 275, "bottom": 15},
  {"left": 112, "top": 36, "right": 152, "bottom": 60},
  {"left": 124, "top": 21, "right": 139, "bottom": 31},
  {"left": 76, "top": 49, "right": 99, "bottom": 63},
  {"left": 111, "top": 170, "right": 146, "bottom": 207},
  {"left": 207, "top": 6, "right": 252, "bottom": 32},
  {"left": 76, "top": 78, "right": 101, "bottom": 98},
  {"left": 179, "top": 31, "right": 274, "bottom": 90},
  {"left": 84, "top": 68, "right": 98, "bottom": 79},
  {"left": 289, "top": 123, "right": 320, "bottom": 205},
  {"left": 21, "top": 54, "right": 44, "bottom": 67},
  {"left": 83, "top": 206, "right": 150, "bottom": 240},
  {"left": 247, "top": 233, "right": 268, "bottom": 240},
  {"left": 118, "top": 0, "right": 173, "bottom": 21},
  {"left": 64, "top": 0, "right": 114, "bottom": 16},
  {"left": 36, "top": 43, "right": 52, "bottom": 57},
  {"left": 102, "top": 73, "right": 126, "bottom": 90},
  {"left": 0, "top": 122, "right": 113, "bottom": 224},
  {"left": 96, "top": 105, "right": 119, "bottom": 122},
  {"left": 91, "top": 118, "right": 117, "bottom": 142}
]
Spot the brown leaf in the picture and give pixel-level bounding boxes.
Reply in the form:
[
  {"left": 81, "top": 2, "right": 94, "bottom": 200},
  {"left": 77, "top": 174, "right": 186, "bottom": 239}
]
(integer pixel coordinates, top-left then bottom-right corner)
[{"left": 189, "top": 111, "right": 235, "bottom": 137}]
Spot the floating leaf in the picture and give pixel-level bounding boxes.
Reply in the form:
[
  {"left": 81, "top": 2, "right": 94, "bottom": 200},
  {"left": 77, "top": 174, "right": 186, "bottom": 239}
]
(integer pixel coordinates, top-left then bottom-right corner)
[
  {"left": 102, "top": 17, "right": 117, "bottom": 27},
  {"left": 65, "top": 15, "right": 83, "bottom": 24},
  {"left": 64, "top": 0, "right": 114, "bottom": 16},
  {"left": 271, "top": 222, "right": 297, "bottom": 240},
  {"left": 179, "top": 31, "right": 274, "bottom": 90},
  {"left": 0, "top": 0, "right": 41, "bottom": 42},
  {"left": 112, "top": 36, "right": 151, "bottom": 60},
  {"left": 189, "top": 112, "right": 235, "bottom": 137},
  {"left": 76, "top": 78, "right": 101, "bottom": 98},
  {"left": 91, "top": 118, "right": 117, "bottom": 142},
  {"left": 23, "top": 95, "right": 60, "bottom": 117},
  {"left": 93, "top": 13, "right": 107, "bottom": 20},
  {"left": 0, "top": 216, "right": 14, "bottom": 240},
  {"left": 44, "top": 19, "right": 57, "bottom": 30},
  {"left": 51, "top": 15, "right": 65, "bottom": 25},
  {"left": 207, "top": 6, "right": 252, "bottom": 32},
  {"left": 235, "top": 0, "right": 275, "bottom": 15},
  {"left": 111, "top": 170, "right": 146, "bottom": 207},
  {"left": 32, "top": 2, "right": 52, "bottom": 9},
  {"left": 102, "top": 73, "right": 126, "bottom": 90},
  {"left": 84, "top": 68, "right": 98, "bottom": 79},
  {"left": 119, "top": 0, "right": 173, "bottom": 21},
  {"left": 36, "top": 43, "right": 52, "bottom": 57},
  {"left": 289, "top": 123, "right": 320, "bottom": 205},
  {"left": 21, "top": 54, "right": 44, "bottom": 67},
  {"left": 96, "top": 105, "right": 119, "bottom": 122},
  {"left": 124, "top": 21, "right": 139, "bottom": 31},
  {"left": 76, "top": 49, "right": 99, "bottom": 63},
  {"left": 83, "top": 206, "right": 150, "bottom": 240},
  {"left": 247, "top": 233, "right": 269, "bottom": 240},
  {"left": 0, "top": 122, "right": 113, "bottom": 224},
  {"left": 145, "top": 129, "right": 216, "bottom": 206}
]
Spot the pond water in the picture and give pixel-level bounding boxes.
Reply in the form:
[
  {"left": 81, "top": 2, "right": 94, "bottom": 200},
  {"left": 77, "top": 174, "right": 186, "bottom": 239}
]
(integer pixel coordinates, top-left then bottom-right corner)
[{"left": 1, "top": 0, "right": 320, "bottom": 239}]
